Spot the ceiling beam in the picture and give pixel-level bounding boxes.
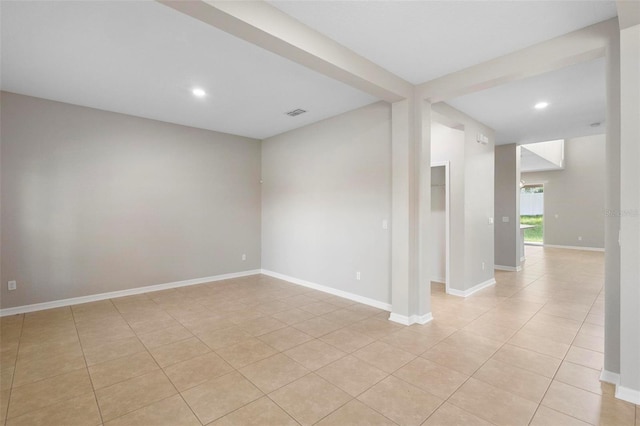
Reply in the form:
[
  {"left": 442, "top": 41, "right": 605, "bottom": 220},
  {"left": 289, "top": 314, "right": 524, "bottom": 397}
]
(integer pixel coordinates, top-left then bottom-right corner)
[
  {"left": 157, "top": 0, "right": 413, "bottom": 102},
  {"left": 418, "top": 18, "right": 618, "bottom": 103},
  {"left": 617, "top": 0, "right": 640, "bottom": 29}
]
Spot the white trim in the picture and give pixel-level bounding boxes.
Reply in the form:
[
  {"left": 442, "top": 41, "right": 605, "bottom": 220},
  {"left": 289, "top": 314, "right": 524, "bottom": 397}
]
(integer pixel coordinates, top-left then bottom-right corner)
[
  {"left": 520, "top": 256, "right": 526, "bottom": 262},
  {"left": 494, "top": 265, "right": 523, "bottom": 272},
  {"left": 447, "top": 278, "right": 496, "bottom": 297},
  {"left": 260, "top": 269, "right": 392, "bottom": 312},
  {"left": 600, "top": 369, "right": 620, "bottom": 385},
  {"left": 431, "top": 277, "right": 446, "bottom": 284},
  {"left": 0, "top": 270, "right": 261, "bottom": 317},
  {"left": 544, "top": 244, "right": 605, "bottom": 252},
  {"left": 388, "top": 312, "right": 433, "bottom": 326},
  {"left": 615, "top": 385, "right": 640, "bottom": 405}
]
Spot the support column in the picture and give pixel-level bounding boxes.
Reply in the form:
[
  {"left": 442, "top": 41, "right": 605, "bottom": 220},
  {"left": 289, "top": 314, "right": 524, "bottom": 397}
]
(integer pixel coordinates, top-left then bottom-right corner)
[
  {"left": 617, "top": 22, "right": 640, "bottom": 405},
  {"left": 389, "top": 94, "right": 432, "bottom": 325},
  {"left": 603, "top": 27, "right": 621, "bottom": 385}
]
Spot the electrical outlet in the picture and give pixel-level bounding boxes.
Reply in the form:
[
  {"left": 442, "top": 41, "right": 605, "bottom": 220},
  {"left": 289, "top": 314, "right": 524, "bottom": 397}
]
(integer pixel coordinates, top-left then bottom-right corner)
[
  {"left": 8, "top": 281, "right": 16, "bottom": 291},
  {"left": 356, "top": 271, "right": 361, "bottom": 281},
  {"left": 482, "top": 262, "right": 485, "bottom": 271},
  {"left": 382, "top": 219, "right": 388, "bottom": 230},
  {"left": 241, "top": 254, "right": 246, "bottom": 261},
  {"left": 578, "top": 236, "right": 582, "bottom": 241}
]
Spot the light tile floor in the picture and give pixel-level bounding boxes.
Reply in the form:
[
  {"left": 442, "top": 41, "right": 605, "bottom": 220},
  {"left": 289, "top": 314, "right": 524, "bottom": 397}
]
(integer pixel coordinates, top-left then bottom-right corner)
[{"left": 0, "top": 246, "right": 638, "bottom": 425}]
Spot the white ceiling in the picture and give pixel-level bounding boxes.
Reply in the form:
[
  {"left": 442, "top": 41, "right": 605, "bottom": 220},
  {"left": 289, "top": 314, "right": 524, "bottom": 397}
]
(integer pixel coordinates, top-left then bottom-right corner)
[
  {"left": 1, "top": 1, "right": 617, "bottom": 142},
  {"left": 0, "top": 1, "right": 377, "bottom": 139},
  {"left": 447, "top": 58, "right": 606, "bottom": 145},
  {"left": 269, "top": 0, "right": 617, "bottom": 85}
]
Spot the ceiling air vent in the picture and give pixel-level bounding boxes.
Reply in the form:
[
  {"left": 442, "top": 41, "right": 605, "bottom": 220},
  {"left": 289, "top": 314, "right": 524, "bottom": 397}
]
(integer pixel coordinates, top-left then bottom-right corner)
[{"left": 285, "top": 108, "right": 307, "bottom": 117}]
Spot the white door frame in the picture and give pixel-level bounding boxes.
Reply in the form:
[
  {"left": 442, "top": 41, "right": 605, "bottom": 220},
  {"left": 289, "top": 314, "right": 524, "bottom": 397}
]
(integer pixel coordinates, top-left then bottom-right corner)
[{"left": 431, "top": 161, "right": 450, "bottom": 293}]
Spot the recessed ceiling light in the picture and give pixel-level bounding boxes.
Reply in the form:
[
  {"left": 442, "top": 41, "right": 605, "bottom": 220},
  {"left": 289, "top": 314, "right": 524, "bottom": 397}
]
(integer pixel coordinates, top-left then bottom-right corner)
[
  {"left": 192, "top": 88, "right": 206, "bottom": 98},
  {"left": 534, "top": 102, "right": 549, "bottom": 110}
]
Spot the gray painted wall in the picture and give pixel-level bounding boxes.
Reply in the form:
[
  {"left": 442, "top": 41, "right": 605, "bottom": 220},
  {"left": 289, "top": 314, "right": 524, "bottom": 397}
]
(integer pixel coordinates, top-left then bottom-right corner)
[
  {"left": 433, "top": 103, "right": 496, "bottom": 291},
  {"left": 1, "top": 92, "right": 262, "bottom": 308},
  {"left": 494, "top": 144, "right": 521, "bottom": 269},
  {"left": 261, "top": 102, "right": 391, "bottom": 304},
  {"left": 522, "top": 134, "right": 606, "bottom": 249}
]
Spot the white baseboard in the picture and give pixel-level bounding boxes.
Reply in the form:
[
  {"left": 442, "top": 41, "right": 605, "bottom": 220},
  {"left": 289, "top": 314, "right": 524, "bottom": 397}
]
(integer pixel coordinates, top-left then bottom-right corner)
[
  {"left": 615, "top": 385, "right": 640, "bottom": 405},
  {"left": 447, "top": 278, "right": 496, "bottom": 298},
  {"left": 544, "top": 244, "right": 605, "bottom": 252},
  {"left": 600, "top": 369, "right": 620, "bottom": 385},
  {"left": 494, "top": 265, "right": 522, "bottom": 272},
  {"left": 520, "top": 256, "right": 526, "bottom": 262},
  {"left": 431, "top": 277, "right": 446, "bottom": 284},
  {"left": 0, "top": 270, "right": 261, "bottom": 317},
  {"left": 388, "top": 312, "right": 433, "bottom": 326},
  {"left": 260, "top": 270, "right": 392, "bottom": 312}
]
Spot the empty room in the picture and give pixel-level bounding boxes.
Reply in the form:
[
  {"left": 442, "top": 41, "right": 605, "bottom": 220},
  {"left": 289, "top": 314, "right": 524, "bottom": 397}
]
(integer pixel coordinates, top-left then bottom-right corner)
[{"left": 1, "top": 1, "right": 639, "bottom": 425}]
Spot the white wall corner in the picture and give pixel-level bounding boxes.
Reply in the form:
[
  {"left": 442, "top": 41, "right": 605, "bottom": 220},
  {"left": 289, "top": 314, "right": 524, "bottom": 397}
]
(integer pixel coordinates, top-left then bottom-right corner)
[
  {"left": 260, "top": 270, "right": 392, "bottom": 312},
  {"left": 0, "top": 269, "right": 262, "bottom": 317},
  {"left": 615, "top": 385, "right": 640, "bottom": 405},
  {"left": 543, "top": 244, "right": 605, "bottom": 252},
  {"left": 447, "top": 278, "right": 496, "bottom": 298},
  {"left": 600, "top": 369, "right": 620, "bottom": 385}
]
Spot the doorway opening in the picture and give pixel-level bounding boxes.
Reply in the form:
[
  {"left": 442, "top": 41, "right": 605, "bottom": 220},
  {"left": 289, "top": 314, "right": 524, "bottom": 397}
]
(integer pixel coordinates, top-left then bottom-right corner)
[
  {"left": 430, "top": 162, "right": 449, "bottom": 293},
  {"left": 520, "top": 184, "right": 544, "bottom": 245}
]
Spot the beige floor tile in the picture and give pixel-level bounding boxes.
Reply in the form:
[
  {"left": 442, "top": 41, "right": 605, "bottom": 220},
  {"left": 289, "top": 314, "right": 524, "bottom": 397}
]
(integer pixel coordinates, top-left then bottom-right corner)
[
  {"left": 491, "top": 344, "right": 561, "bottom": 378},
  {"left": 89, "top": 351, "right": 159, "bottom": 389},
  {"left": 292, "top": 317, "right": 344, "bottom": 337},
  {"left": 196, "top": 326, "right": 253, "bottom": 350},
  {"left": 529, "top": 406, "right": 591, "bottom": 426},
  {"left": 320, "top": 308, "right": 369, "bottom": 326},
  {"left": 348, "top": 318, "right": 403, "bottom": 340},
  {"left": 163, "top": 352, "right": 233, "bottom": 392},
  {"left": 82, "top": 336, "right": 146, "bottom": 366},
  {"left": 541, "top": 380, "right": 606, "bottom": 425},
  {"left": 448, "top": 377, "right": 538, "bottom": 426},
  {"left": 284, "top": 339, "right": 346, "bottom": 370},
  {"left": 555, "top": 361, "right": 605, "bottom": 395},
  {"left": 127, "top": 316, "right": 182, "bottom": 335},
  {"left": 148, "top": 336, "right": 210, "bottom": 367},
  {"left": 137, "top": 325, "right": 193, "bottom": 349},
  {"left": 1, "top": 367, "right": 14, "bottom": 391},
  {"left": 316, "top": 355, "right": 388, "bottom": 397},
  {"left": 509, "top": 330, "right": 570, "bottom": 359},
  {"left": 358, "top": 375, "right": 442, "bottom": 426},
  {"left": 394, "top": 357, "right": 468, "bottom": 399},
  {"left": 473, "top": 358, "right": 551, "bottom": 402},
  {"left": 421, "top": 341, "right": 491, "bottom": 375},
  {"left": 257, "top": 326, "right": 313, "bottom": 351},
  {"left": 565, "top": 346, "right": 604, "bottom": 371},
  {"left": 572, "top": 332, "right": 604, "bottom": 353},
  {"left": 216, "top": 337, "right": 279, "bottom": 368},
  {"left": 319, "top": 327, "right": 375, "bottom": 353},
  {"left": 315, "top": 399, "right": 395, "bottom": 426},
  {"left": 239, "top": 353, "right": 309, "bottom": 393},
  {"left": 380, "top": 328, "right": 441, "bottom": 355},
  {"left": 181, "top": 371, "right": 263, "bottom": 424},
  {"left": 593, "top": 389, "right": 636, "bottom": 426},
  {"left": 269, "top": 373, "right": 351, "bottom": 426},
  {"left": 235, "top": 317, "right": 288, "bottom": 337},
  {"left": 270, "top": 308, "right": 317, "bottom": 325},
  {"left": 95, "top": 369, "right": 177, "bottom": 421},
  {"left": 299, "top": 301, "right": 340, "bottom": 316},
  {"left": 209, "top": 396, "right": 298, "bottom": 426},
  {"left": 7, "top": 369, "right": 93, "bottom": 419},
  {"left": 1, "top": 389, "right": 10, "bottom": 423},
  {"left": 104, "top": 395, "right": 199, "bottom": 425},
  {"left": 422, "top": 402, "right": 493, "bottom": 426},
  {"left": 5, "top": 393, "right": 101, "bottom": 426},
  {"left": 352, "top": 341, "right": 415, "bottom": 373}
]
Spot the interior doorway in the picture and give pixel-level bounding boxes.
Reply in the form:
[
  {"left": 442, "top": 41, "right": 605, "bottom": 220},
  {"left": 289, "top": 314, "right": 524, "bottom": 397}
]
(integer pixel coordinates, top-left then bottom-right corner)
[
  {"left": 430, "top": 162, "right": 449, "bottom": 292},
  {"left": 520, "top": 184, "right": 544, "bottom": 245}
]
